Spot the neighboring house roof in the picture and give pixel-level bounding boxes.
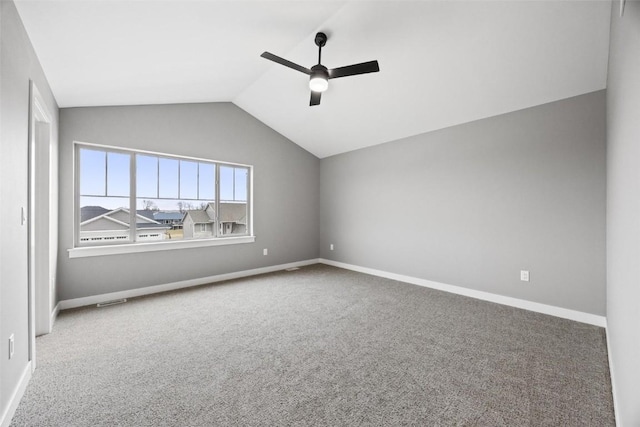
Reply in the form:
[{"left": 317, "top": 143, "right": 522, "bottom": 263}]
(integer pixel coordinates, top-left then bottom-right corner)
[
  {"left": 183, "top": 203, "right": 246, "bottom": 224},
  {"left": 218, "top": 203, "right": 247, "bottom": 224},
  {"left": 82, "top": 216, "right": 130, "bottom": 231},
  {"left": 80, "top": 206, "right": 170, "bottom": 230},
  {"left": 153, "top": 211, "right": 183, "bottom": 221},
  {"left": 81, "top": 206, "right": 110, "bottom": 222},
  {"left": 183, "top": 209, "right": 214, "bottom": 224},
  {"left": 137, "top": 210, "right": 156, "bottom": 220}
]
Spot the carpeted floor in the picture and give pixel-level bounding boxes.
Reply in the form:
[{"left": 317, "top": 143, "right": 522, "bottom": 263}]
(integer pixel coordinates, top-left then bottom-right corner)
[{"left": 11, "top": 264, "right": 614, "bottom": 426}]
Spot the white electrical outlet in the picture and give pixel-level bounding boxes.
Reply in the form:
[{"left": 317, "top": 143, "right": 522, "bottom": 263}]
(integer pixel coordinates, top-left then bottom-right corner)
[
  {"left": 330, "top": 244, "right": 334, "bottom": 251},
  {"left": 8, "top": 334, "right": 14, "bottom": 359},
  {"left": 520, "top": 270, "right": 530, "bottom": 282},
  {"left": 263, "top": 248, "right": 268, "bottom": 256}
]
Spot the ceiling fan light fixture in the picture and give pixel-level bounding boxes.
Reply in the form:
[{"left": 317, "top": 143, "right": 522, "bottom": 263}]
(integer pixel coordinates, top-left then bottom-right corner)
[
  {"left": 309, "top": 76, "right": 328, "bottom": 93},
  {"left": 309, "top": 66, "right": 329, "bottom": 92},
  {"left": 260, "top": 32, "right": 379, "bottom": 106}
]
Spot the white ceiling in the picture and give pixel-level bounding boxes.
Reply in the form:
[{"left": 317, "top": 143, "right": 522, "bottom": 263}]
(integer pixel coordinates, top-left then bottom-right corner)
[{"left": 15, "top": 1, "right": 611, "bottom": 158}]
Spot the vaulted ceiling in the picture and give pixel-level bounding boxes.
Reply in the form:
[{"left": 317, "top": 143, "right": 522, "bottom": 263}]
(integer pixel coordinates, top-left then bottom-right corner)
[{"left": 15, "top": 1, "right": 611, "bottom": 158}]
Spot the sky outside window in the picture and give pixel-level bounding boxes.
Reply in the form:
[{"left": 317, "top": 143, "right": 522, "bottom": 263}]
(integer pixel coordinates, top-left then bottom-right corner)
[
  {"left": 106, "top": 152, "right": 130, "bottom": 197},
  {"left": 179, "top": 160, "right": 198, "bottom": 199},
  {"left": 79, "top": 149, "right": 106, "bottom": 195},
  {"left": 199, "top": 163, "right": 215, "bottom": 200},
  {"left": 159, "top": 158, "right": 179, "bottom": 199},
  {"left": 220, "top": 166, "right": 234, "bottom": 201},
  {"left": 220, "top": 165, "right": 248, "bottom": 201},
  {"left": 137, "top": 155, "right": 158, "bottom": 198},
  {"left": 234, "top": 168, "right": 247, "bottom": 201},
  {"left": 79, "top": 147, "right": 247, "bottom": 211}
]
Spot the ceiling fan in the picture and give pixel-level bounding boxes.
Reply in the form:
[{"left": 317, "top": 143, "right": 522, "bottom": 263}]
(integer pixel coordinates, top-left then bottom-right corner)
[{"left": 261, "top": 32, "right": 380, "bottom": 106}]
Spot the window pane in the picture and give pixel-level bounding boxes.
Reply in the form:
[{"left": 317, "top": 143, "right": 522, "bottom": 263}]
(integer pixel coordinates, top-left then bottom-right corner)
[
  {"left": 218, "top": 202, "right": 248, "bottom": 236},
  {"left": 159, "top": 158, "right": 179, "bottom": 198},
  {"left": 179, "top": 198, "right": 215, "bottom": 240},
  {"left": 79, "top": 195, "right": 130, "bottom": 244},
  {"left": 76, "top": 144, "right": 251, "bottom": 247},
  {"left": 179, "top": 160, "right": 198, "bottom": 200},
  {"left": 79, "top": 148, "right": 106, "bottom": 196},
  {"left": 106, "top": 152, "right": 130, "bottom": 197},
  {"left": 198, "top": 163, "right": 215, "bottom": 200},
  {"left": 135, "top": 199, "right": 173, "bottom": 243},
  {"left": 137, "top": 155, "right": 158, "bottom": 198},
  {"left": 234, "top": 168, "right": 248, "bottom": 201},
  {"left": 220, "top": 166, "right": 234, "bottom": 201}
]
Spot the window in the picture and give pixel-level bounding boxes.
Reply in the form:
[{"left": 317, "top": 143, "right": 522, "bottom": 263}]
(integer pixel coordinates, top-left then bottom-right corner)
[{"left": 74, "top": 142, "right": 252, "bottom": 254}]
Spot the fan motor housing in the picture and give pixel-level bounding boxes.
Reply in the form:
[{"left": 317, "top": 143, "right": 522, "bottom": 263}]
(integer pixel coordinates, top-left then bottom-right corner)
[{"left": 310, "top": 64, "right": 329, "bottom": 80}]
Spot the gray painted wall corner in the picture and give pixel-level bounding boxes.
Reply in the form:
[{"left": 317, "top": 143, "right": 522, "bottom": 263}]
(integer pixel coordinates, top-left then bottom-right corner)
[
  {"left": 606, "top": 0, "right": 640, "bottom": 425},
  {"left": 58, "top": 103, "right": 320, "bottom": 301},
  {"left": 320, "top": 90, "right": 606, "bottom": 317}
]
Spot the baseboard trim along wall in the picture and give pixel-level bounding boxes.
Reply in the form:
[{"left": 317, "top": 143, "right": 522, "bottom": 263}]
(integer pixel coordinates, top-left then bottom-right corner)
[
  {"left": 0, "top": 362, "right": 32, "bottom": 427},
  {"left": 605, "top": 321, "right": 621, "bottom": 427},
  {"left": 60, "top": 258, "right": 606, "bottom": 327},
  {"left": 58, "top": 259, "right": 321, "bottom": 310},
  {"left": 319, "top": 259, "right": 607, "bottom": 328}
]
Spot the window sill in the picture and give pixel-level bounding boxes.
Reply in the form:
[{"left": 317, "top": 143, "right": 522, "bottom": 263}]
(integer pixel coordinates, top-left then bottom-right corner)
[{"left": 68, "top": 235, "right": 256, "bottom": 258}]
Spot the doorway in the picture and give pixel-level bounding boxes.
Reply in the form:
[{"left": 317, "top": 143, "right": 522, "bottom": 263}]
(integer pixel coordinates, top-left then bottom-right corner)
[{"left": 28, "top": 81, "right": 55, "bottom": 369}]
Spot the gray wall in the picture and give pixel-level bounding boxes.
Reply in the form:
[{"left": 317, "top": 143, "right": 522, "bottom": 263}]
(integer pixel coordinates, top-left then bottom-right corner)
[
  {"left": 320, "top": 91, "right": 606, "bottom": 316},
  {"left": 606, "top": 1, "right": 640, "bottom": 425},
  {"left": 0, "top": 0, "right": 59, "bottom": 422},
  {"left": 58, "top": 103, "right": 320, "bottom": 301}
]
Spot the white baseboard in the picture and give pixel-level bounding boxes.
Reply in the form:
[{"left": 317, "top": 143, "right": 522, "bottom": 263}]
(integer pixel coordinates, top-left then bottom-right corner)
[
  {"left": 58, "top": 259, "right": 320, "bottom": 310},
  {"left": 58, "top": 257, "right": 607, "bottom": 327},
  {"left": 605, "top": 321, "right": 621, "bottom": 427},
  {"left": 319, "top": 258, "right": 606, "bottom": 327},
  {"left": 0, "top": 362, "right": 32, "bottom": 427}
]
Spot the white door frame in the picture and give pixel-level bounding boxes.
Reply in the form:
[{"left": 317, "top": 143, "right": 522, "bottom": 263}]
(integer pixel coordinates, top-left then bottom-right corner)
[{"left": 28, "top": 81, "right": 54, "bottom": 370}]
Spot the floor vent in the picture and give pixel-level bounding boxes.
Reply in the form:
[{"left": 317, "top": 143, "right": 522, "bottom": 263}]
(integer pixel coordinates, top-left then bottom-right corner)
[
  {"left": 285, "top": 267, "right": 300, "bottom": 271},
  {"left": 97, "top": 298, "right": 127, "bottom": 308}
]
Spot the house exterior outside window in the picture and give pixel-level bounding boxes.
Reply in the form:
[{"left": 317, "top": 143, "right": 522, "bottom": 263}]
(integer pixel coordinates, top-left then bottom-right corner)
[
  {"left": 72, "top": 142, "right": 253, "bottom": 257},
  {"left": 182, "top": 202, "right": 248, "bottom": 239}
]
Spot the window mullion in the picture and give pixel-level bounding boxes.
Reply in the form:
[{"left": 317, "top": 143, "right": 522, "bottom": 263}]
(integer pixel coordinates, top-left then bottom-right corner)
[
  {"left": 104, "top": 152, "right": 108, "bottom": 196},
  {"left": 74, "top": 145, "right": 81, "bottom": 247},
  {"left": 130, "top": 153, "right": 136, "bottom": 242},
  {"left": 215, "top": 163, "right": 220, "bottom": 238},
  {"left": 246, "top": 168, "right": 251, "bottom": 235}
]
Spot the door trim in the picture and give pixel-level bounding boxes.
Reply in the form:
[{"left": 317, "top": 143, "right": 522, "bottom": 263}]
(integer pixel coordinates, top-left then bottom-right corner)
[{"left": 28, "top": 81, "right": 54, "bottom": 370}]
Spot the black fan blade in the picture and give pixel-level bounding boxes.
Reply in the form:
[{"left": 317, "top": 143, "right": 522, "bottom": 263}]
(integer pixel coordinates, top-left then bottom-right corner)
[
  {"left": 261, "top": 52, "right": 311, "bottom": 75},
  {"left": 329, "top": 60, "right": 379, "bottom": 79},
  {"left": 310, "top": 91, "right": 321, "bottom": 106}
]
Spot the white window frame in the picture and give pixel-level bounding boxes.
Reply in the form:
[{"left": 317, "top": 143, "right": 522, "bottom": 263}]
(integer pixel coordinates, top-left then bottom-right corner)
[{"left": 68, "top": 141, "right": 254, "bottom": 258}]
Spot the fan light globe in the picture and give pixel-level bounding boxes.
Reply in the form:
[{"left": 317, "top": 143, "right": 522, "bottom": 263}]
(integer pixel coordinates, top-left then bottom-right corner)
[{"left": 309, "top": 76, "right": 328, "bottom": 93}]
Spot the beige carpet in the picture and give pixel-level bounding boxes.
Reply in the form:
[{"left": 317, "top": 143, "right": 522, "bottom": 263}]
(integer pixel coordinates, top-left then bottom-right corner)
[{"left": 11, "top": 264, "right": 614, "bottom": 426}]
